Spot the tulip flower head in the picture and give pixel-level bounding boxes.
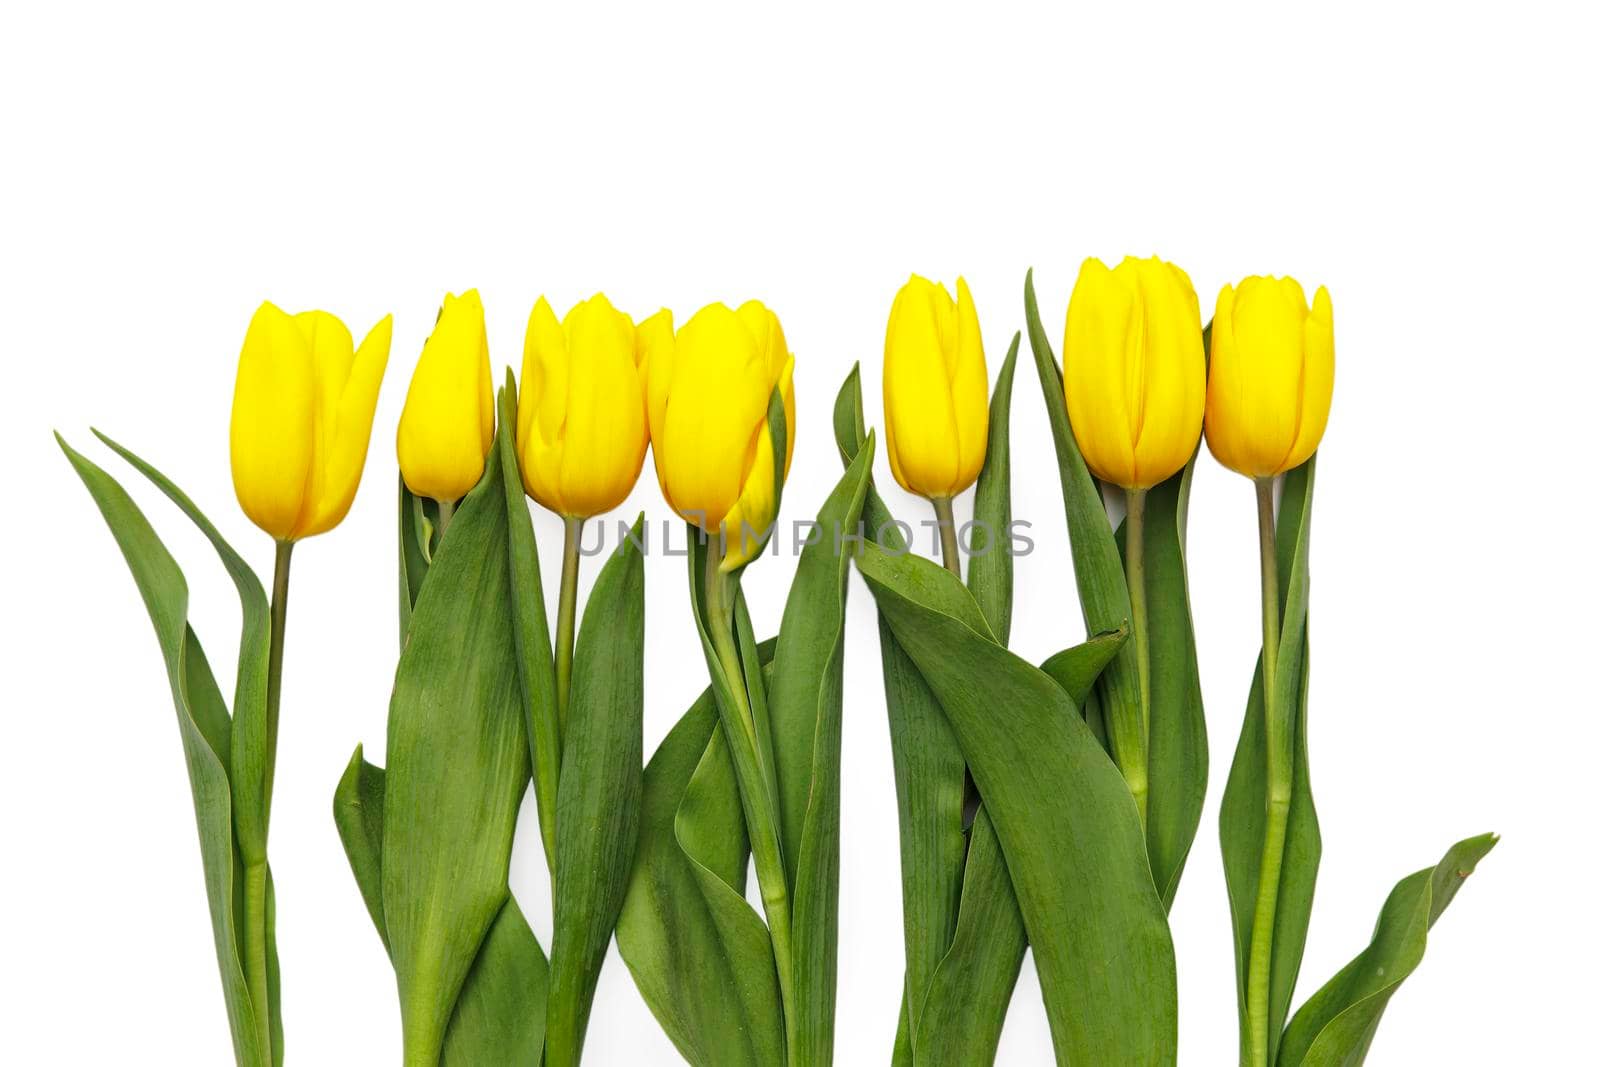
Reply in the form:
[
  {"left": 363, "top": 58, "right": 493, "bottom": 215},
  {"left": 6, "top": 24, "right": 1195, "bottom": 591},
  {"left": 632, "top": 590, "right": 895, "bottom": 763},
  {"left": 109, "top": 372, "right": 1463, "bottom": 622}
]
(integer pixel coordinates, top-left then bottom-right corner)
[
  {"left": 1205, "top": 276, "right": 1335, "bottom": 479},
  {"left": 396, "top": 289, "right": 495, "bottom": 503},
  {"left": 230, "top": 301, "right": 392, "bottom": 541},
  {"left": 646, "top": 301, "right": 796, "bottom": 572},
  {"left": 1062, "top": 256, "right": 1207, "bottom": 490},
  {"left": 882, "top": 275, "right": 988, "bottom": 500},
  {"left": 516, "top": 293, "right": 652, "bottom": 519}
]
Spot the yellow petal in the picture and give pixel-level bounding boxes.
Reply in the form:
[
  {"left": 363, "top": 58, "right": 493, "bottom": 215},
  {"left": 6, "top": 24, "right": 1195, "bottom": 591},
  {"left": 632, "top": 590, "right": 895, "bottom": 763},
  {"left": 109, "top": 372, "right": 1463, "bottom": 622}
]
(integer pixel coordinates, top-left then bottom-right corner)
[
  {"left": 298, "top": 313, "right": 392, "bottom": 537},
  {"left": 230, "top": 301, "right": 314, "bottom": 540},
  {"left": 550, "top": 294, "right": 648, "bottom": 518},
  {"left": 720, "top": 411, "right": 779, "bottom": 572},
  {"left": 396, "top": 290, "right": 493, "bottom": 502},
  {"left": 519, "top": 296, "right": 570, "bottom": 511},
  {"left": 883, "top": 275, "right": 960, "bottom": 496},
  {"left": 1128, "top": 259, "right": 1205, "bottom": 487},
  {"left": 1063, "top": 258, "right": 1139, "bottom": 487},
  {"left": 950, "top": 276, "right": 990, "bottom": 493},
  {"left": 1282, "top": 285, "right": 1334, "bottom": 471}
]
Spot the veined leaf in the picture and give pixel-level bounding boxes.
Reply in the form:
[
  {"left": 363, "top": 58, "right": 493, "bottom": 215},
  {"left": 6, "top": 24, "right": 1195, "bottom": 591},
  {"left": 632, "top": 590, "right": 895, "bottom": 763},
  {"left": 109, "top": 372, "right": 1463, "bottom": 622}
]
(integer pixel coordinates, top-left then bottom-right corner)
[
  {"left": 59, "top": 435, "right": 266, "bottom": 1067},
  {"left": 1279, "top": 833, "right": 1498, "bottom": 1066},
  {"left": 616, "top": 653, "right": 785, "bottom": 1067},
  {"left": 546, "top": 516, "right": 647, "bottom": 1067},
  {"left": 832, "top": 371, "right": 968, "bottom": 1056},
  {"left": 382, "top": 420, "right": 531, "bottom": 1065},
  {"left": 769, "top": 432, "right": 874, "bottom": 1066},
  {"left": 1220, "top": 459, "right": 1321, "bottom": 1062},
  {"left": 495, "top": 373, "right": 560, "bottom": 871},
  {"left": 1022, "top": 270, "right": 1145, "bottom": 809},
  {"left": 398, "top": 475, "right": 433, "bottom": 643},
  {"left": 332, "top": 749, "right": 550, "bottom": 1064},
  {"left": 967, "top": 334, "right": 1020, "bottom": 646},
  {"left": 856, "top": 541, "right": 1178, "bottom": 1065}
]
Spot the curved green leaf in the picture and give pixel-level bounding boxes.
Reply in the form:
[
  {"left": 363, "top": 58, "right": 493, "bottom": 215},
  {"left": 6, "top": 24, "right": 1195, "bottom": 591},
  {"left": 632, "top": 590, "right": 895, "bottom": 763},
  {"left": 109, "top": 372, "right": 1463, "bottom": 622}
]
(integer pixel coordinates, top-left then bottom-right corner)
[
  {"left": 495, "top": 373, "right": 560, "bottom": 870},
  {"left": 856, "top": 541, "right": 1177, "bottom": 1065},
  {"left": 967, "top": 334, "right": 1020, "bottom": 646},
  {"left": 1278, "top": 833, "right": 1497, "bottom": 1066},
  {"left": 832, "top": 371, "right": 969, "bottom": 1057},
  {"left": 1220, "top": 459, "right": 1321, "bottom": 1062},
  {"left": 331, "top": 749, "right": 550, "bottom": 1064},
  {"left": 1022, "top": 270, "right": 1144, "bottom": 806},
  {"left": 58, "top": 435, "right": 266, "bottom": 1066},
  {"left": 770, "top": 433, "right": 874, "bottom": 1066},
  {"left": 546, "top": 516, "right": 647, "bottom": 1067},
  {"left": 382, "top": 423, "right": 531, "bottom": 1064},
  {"left": 616, "top": 651, "right": 784, "bottom": 1067}
]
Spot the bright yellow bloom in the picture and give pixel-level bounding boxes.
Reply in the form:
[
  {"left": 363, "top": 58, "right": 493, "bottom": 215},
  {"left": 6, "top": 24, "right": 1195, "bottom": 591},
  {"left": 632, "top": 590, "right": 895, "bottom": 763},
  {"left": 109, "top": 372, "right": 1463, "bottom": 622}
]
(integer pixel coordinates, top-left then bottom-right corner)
[
  {"left": 516, "top": 293, "right": 651, "bottom": 518},
  {"left": 882, "top": 275, "right": 988, "bottom": 499},
  {"left": 1205, "top": 277, "right": 1335, "bottom": 479},
  {"left": 645, "top": 301, "right": 796, "bottom": 572},
  {"left": 1062, "top": 256, "right": 1207, "bottom": 489},
  {"left": 230, "top": 301, "right": 392, "bottom": 541},
  {"left": 396, "top": 290, "right": 494, "bottom": 501}
]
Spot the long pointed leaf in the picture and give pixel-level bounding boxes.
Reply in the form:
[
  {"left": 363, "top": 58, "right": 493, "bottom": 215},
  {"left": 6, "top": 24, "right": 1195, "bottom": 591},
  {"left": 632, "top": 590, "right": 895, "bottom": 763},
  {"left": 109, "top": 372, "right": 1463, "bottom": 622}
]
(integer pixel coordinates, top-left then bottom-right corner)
[
  {"left": 856, "top": 542, "right": 1178, "bottom": 1065},
  {"left": 545, "top": 516, "right": 647, "bottom": 1067},
  {"left": 1278, "top": 833, "right": 1497, "bottom": 1066},
  {"left": 59, "top": 435, "right": 265, "bottom": 1066},
  {"left": 382, "top": 422, "right": 530, "bottom": 1064}
]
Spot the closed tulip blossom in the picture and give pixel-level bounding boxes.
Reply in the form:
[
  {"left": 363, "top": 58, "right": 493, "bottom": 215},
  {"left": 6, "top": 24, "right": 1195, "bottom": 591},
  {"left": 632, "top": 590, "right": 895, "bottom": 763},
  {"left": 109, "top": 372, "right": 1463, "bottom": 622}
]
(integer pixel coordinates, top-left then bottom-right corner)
[
  {"left": 1205, "top": 276, "right": 1334, "bottom": 480},
  {"left": 1206, "top": 274, "right": 1334, "bottom": 1067},
  {"left": 226, "top": 298, "right": 390, "bottom": 1049},
  {"left": 517, "top": 293, "right": 651, "bottom": 520},
  {"left": 396, "top": 289, "right": 495, "bottom": 510},
  {"left": 645, "top": 300, "right": 795, "bottom": 573},
  {"left": 517, "top": 291, "right": 654, "bottom": 724},
  {"left": 230, "top": 301, "right": 392, "bottom": 542},
  {"left": 1060, "top": 255, "right": 1206, "bottom": 823},
  {"left": 882, "top": 274, "right": 988, "bottom": 577}
]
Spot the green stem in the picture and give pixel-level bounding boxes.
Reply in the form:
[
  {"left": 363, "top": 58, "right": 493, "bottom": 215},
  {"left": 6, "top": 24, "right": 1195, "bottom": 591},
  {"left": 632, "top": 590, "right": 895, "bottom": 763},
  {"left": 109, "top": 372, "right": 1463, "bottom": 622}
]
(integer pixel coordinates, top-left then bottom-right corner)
[
  {"left": 555, "top": 516, "right": 582, "bottom": 741},
  {"left": 1124, "top": 488, "right": 1152, "bottom": 825},
  {"left": 1245, "top": 477, "right": 1287, "bottom": 1067},
  {"left": 930, "top": 496, "right": 962, "bottom": 580},
  {"left": 434, "top": 496, "right": 455, "bottom": 543},
  {"left": 703, "top": 536, "right": 797, "bottom": 1058},
  {"left": 246, "top": 539, "right": 292, "bottom": 1065}
]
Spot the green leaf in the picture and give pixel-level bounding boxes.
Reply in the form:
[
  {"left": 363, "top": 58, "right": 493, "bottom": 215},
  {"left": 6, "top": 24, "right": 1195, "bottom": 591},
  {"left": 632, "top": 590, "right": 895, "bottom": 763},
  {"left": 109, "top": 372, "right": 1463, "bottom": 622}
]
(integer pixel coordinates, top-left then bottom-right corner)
[
  {"left": 1039, "top": 628, "right": 1131, "bottom": 705},
  {"left": 382, "top": 420, "right": 531, "bottom": 1065},
  {"left": 495, "top": 373, "right": 561, "bottom": 871},
  {"left": 398, "top": 476, "right": 433, "bottom": 643},
  {"left": 909, "top": 808, "right": 1024, "bottom": 1067},
  {"left": 58, "top": 434, "right": 266, "bottom": 1067},
  {"left": 1023, "top": 270, "right": 1145, "bottom": 813},
  {"left": 1220, "top": 460, "right": 1321, "bottom": 1062},
  {"left": 616, "top": 654, "right": 785, "bottom": 1067},
  {"left": 832, "top": 370, "right": 969, "bottom": 1055},
  {"left": 1117, "top": 458, "right": 1208, "bottom": 907},
  {"left": 1279, "top": 833, "right": 1497, "bottom": 1067},
  {"left": 768, "top": 430, "right": 874, "bottom": 1066},
  {"left": 967, "top": 333, "right": 1020, "bottom": 646},
  {"left": 331, "top": 749, "right": 550, "bottom": 1064},
  {"left": 856, "top": 541, "right": 1178, "bottom": 1065},
  {"left": 545, "top": 516, "right": 648, "bottom": 1067}
]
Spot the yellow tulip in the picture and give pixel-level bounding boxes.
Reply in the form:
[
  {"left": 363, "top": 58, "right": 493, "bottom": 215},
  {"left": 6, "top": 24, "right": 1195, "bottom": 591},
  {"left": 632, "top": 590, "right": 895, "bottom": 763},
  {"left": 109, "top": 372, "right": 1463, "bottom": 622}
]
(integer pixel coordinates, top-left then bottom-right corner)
[
  {"left": 396, "top": 289, "right": 494, "bottom": 502},
  {"left": 230, "top": 301, "right": 392, "bottom": 541},
  {"left": 645, "top": 301, "right": 796, "bottom": 571},
  {"left": 1205, "top": 277, "right": 1335, "bottom": 479},
  {"left": 1062, "top": 256, "right": 1207, "bottom": 489},
  {"left": 516, "top": 293, "right": 651, "bottom": 518},
  {"left": 883, "top": 275, "right": 988, "bottom": 499}
]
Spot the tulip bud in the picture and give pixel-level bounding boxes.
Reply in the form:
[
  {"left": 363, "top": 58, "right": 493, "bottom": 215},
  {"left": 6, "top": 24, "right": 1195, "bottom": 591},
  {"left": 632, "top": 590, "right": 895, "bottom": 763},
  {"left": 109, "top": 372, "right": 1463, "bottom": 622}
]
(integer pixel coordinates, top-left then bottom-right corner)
[
  {"left": 230, "top": 301, "right": 392, "bottom": 541},
  {"left": 516, "top": 293, "right": 651, "bottom": 519},
  {"left": 882, "top": 275, "right": 988, "bottom": 499},
  {"left": 396, "top": 290, "right": 495, "bottom": 502},
  {"left": 1062, "top": 256, "right": 1206, "bottom": 489},
  {"left": 645, "top": 301, "right": 796, "bottom": 572},
  {"left": 1205, "top": 277, "right": 1335, "bottom": 479}
]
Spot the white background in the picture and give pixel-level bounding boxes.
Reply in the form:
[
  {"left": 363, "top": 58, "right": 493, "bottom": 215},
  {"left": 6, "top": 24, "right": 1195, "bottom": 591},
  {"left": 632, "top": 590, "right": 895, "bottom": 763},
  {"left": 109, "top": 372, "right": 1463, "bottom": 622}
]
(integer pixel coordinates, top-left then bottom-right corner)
[{"left": 3, "top": 2, "right": 1595, "bottom": 1063}]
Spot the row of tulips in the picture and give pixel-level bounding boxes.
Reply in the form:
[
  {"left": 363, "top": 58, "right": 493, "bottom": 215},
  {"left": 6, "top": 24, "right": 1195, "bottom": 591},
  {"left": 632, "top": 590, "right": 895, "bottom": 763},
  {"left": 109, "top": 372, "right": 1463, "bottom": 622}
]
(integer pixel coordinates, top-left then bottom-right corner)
[{"left": 59, "top": 259, "right": 1493, "bottom": 1067}]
